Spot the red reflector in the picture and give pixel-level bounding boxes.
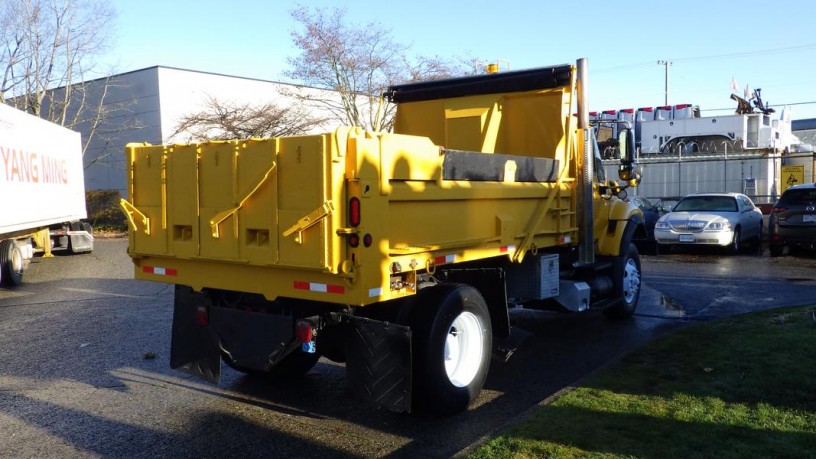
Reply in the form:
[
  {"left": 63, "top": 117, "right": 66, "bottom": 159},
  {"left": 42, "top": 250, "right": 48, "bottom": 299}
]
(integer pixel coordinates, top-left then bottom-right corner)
[
  {"left": 195, "top": 305, "right": 209, "bottom": 326},
  {"left": 349, "top": 197, "right": 361, "bottom": 227},
  {"left": 295, "top": 320, "right": 313, "bottom": 343},
  {"left": 348, "top": 233, "right": 360, "bottom": 247}
]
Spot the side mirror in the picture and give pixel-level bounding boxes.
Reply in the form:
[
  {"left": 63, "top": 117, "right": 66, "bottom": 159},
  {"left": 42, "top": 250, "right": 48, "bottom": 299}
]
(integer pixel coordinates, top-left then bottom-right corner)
[{"left": 617, "top": 127, "right": 640, "bottom": 186}]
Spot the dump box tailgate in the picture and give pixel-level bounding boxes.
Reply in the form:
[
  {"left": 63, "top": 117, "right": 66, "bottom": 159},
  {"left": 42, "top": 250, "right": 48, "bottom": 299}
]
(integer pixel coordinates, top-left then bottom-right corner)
[{"left": 125, "top": 134, "right": 341, "bottom": 277}]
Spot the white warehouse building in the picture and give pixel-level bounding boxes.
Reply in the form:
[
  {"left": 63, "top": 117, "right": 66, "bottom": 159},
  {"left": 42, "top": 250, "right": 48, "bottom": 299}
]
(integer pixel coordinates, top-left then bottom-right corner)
[{"left": 78, "top": 66, "right": 339, "bottom": 195}]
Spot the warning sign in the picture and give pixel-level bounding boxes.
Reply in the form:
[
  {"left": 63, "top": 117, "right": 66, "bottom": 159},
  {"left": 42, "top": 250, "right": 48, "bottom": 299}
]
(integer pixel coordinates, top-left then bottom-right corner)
[{"left": 781, "top": 165, "right": 804, "bottom": 191}]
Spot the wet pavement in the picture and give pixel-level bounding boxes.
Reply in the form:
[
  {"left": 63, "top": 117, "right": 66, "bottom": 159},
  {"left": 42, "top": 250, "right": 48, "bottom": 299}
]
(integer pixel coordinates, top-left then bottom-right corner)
[{"left": 0, "top": 240, "right": 814, "bottom": 458}]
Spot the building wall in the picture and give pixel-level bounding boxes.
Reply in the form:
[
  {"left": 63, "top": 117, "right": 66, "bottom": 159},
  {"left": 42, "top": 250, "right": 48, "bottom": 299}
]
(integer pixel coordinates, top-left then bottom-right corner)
[
  {"left": 81, "top": 66, "right": 342, "bottom": 196},
  {"left": 82, "top": 67, "right": 163, "bottom": 194}
]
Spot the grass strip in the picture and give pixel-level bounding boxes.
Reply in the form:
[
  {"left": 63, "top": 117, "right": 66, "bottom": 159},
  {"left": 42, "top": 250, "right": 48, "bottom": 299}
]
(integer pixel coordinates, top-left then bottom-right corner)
[{"left": 471, "top": 305, "right": 816, "bottom": 458}]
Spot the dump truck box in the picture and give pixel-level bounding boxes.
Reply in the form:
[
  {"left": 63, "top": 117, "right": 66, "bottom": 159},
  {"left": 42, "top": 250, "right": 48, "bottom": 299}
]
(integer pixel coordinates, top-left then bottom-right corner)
[
  {"left": 123, "top": 64, "right": 595, "bottom": 307},
  {"left": 124, "top": 125, "right": 571, "bottom": 307}
]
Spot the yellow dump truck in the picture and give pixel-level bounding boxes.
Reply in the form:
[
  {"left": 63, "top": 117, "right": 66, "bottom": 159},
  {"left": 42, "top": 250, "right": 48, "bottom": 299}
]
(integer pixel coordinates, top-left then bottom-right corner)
[{"left": 122, "top": 58, "right": 645, "bottom": 415}]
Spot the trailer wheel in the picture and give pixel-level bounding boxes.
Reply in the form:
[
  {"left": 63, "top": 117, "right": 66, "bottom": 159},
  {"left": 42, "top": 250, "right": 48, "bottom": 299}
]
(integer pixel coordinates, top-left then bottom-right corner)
[
  {"left": 411, "top": 284, "right": 492, "bottom": 415},
  {"left": 604, "top": 242, "right": 641, "bottom": 319},
  {"left": 0, "top": 240, "right": 24, "bottom": 287}
]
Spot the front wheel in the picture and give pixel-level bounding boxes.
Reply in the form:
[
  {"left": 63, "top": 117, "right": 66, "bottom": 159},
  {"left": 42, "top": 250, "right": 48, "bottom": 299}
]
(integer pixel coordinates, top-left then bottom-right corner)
[
  {"left": 729, "top": 227, "right": 741, "bottom": 254},
  {"left": 411, "top": 284, "right": 492, "bottom": 415},
  {"left": 604, "top": 243, "right": 641, "bottom": 319}
]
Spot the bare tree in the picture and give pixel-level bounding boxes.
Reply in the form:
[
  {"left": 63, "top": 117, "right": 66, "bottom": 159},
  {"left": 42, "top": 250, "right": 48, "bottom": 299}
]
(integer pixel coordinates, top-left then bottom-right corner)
[
  {"left": 285, "top": 6, "right": 476, "bottom": 131},
  {"left": 171, "top": 95, "right": 327, "bottom": 142},
  {"left": 0, "top": 0, "right": 117, "bottom": 159}
]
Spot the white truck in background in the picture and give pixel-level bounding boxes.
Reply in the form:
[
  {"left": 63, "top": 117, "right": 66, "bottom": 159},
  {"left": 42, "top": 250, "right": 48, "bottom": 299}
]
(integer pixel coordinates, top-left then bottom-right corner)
[{"left": 0, "top": 103, "right": 93, "bottom": 286}]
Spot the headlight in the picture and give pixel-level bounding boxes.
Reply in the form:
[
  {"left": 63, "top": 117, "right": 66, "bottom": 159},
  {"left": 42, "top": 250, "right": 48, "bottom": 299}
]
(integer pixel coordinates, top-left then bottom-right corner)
[
  {"left": 655, "top": 221, "right": 669, "bottom": 229},
  {"left": 705, "top": 221, "right": 731, "bottom": 231}
]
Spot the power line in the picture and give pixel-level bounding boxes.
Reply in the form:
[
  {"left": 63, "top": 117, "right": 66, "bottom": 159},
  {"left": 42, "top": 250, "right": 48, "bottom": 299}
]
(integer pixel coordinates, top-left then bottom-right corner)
[{"left": 671, "top": 43, "right": 816, "bottom": 63}]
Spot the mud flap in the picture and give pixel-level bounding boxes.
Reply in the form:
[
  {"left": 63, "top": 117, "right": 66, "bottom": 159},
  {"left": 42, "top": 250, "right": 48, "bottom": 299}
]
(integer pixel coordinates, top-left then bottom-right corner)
[
  {"left": 345, "top": 317, "right": 412, "bottom": 413},
  {"left": 170, "top": 285, "right": 222, "bottom": 384}
]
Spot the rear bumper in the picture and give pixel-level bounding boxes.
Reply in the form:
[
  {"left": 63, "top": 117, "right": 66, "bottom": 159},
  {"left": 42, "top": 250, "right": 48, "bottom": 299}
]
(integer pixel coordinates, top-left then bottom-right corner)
[{"left": 769, "top": 226, "right": 816, "bottom": 247}]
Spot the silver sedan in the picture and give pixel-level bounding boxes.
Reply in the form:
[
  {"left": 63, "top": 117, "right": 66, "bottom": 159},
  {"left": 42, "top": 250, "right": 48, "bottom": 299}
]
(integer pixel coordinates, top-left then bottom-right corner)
[{"left": 654, "top": 192, "right": 763, "bottom": 253}]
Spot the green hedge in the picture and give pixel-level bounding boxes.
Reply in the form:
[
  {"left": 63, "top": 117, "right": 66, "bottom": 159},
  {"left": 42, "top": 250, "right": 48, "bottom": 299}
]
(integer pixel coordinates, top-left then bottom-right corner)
[{"left": 86, "top": 190, "right": 127, "bottom": 231}]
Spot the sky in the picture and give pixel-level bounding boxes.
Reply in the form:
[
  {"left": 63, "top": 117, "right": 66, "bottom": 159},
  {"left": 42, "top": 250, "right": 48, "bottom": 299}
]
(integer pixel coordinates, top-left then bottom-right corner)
[{"left": 105, "top": 0, "right": 816, "bottom": 119}]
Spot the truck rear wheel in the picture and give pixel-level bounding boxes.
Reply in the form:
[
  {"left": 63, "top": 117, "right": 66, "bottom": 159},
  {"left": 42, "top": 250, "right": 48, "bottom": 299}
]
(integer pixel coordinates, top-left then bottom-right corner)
[
  {"left": 0, "top": 240, "right": 24, "bottom": 287},
  {"left": 603, "top": 242, "right": 641, "bottom": 319},
  {"left": 411, "top": 284, "right": 492, "bottom": 415}
]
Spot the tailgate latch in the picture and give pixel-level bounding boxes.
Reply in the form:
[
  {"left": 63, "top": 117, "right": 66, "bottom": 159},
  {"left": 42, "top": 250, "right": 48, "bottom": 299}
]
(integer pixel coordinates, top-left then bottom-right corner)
[{"left": 283, "top": 201, "right": 334, "bottom": 244}]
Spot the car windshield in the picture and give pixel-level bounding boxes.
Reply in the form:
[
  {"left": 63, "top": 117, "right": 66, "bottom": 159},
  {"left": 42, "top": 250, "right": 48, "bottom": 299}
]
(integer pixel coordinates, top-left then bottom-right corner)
[{"left": 673, "top": 196, "right": 737, "bottom": 212}]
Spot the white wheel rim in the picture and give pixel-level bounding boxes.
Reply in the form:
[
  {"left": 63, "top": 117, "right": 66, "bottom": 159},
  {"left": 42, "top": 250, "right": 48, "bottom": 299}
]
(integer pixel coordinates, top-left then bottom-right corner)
[
  {"left": 11, "top": 247, "right": 22, "bottom": 273},
  {"left": 444, "top": 311, "right": 484, "bottom": 388},
  {"left": 623, "top": 258, "right": 640, "bottom": 304}
]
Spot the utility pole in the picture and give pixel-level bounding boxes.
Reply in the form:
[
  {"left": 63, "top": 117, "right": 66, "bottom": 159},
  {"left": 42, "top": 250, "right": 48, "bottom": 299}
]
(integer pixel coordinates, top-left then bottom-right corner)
[{"left": 657, "top": 60, "right": 672, "bottom": 105}]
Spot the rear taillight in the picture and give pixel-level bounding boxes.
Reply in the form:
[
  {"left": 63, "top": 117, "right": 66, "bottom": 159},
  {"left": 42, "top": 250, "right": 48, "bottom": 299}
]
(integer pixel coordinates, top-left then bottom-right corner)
[
  {"left": 349, "top": 197, "right": 361, "bottom": 227},
  {"left": 772, "top": 207, "right": 787, "bottom": 214}
]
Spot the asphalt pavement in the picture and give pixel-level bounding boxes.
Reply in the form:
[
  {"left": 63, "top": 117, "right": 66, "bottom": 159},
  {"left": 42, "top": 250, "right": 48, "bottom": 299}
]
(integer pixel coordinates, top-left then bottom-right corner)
[{"left": 1, "top": 239, "right": 814, "bottom": 458}]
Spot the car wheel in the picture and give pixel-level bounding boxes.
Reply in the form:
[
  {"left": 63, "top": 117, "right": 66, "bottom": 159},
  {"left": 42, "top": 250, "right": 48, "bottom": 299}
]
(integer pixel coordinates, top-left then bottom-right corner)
[{"left": 729, "top": 227, "right": 741, "bottom": 254}]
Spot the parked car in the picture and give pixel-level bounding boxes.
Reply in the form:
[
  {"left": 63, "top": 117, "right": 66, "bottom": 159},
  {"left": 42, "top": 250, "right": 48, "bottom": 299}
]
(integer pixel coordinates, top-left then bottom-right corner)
[
  {"left": 653, "top": 192, "right": 763, "bottom": 253},
  {"left": 629, "top": 197, "right": 670, "bottom": 253},
  {"left": 768, "top": 183, "right": 816, "bottom": 257}
]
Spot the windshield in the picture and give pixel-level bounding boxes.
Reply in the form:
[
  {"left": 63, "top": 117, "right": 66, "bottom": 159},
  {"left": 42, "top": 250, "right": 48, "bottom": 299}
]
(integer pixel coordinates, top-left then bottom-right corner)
[{"left": 673, "top": 196, "right": 737, "bottom": 212}]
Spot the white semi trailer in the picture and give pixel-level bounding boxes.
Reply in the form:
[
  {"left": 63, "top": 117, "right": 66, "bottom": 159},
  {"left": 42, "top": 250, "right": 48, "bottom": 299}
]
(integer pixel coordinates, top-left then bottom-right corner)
[{"left": 0, "top": 103, "right": 93, "bottom": 286}]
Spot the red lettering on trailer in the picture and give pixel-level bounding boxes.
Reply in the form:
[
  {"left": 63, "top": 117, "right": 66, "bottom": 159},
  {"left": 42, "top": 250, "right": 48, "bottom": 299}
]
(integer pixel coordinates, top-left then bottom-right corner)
[{"left": 0, "top": 145, "right": 67, "bottom": 184}]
